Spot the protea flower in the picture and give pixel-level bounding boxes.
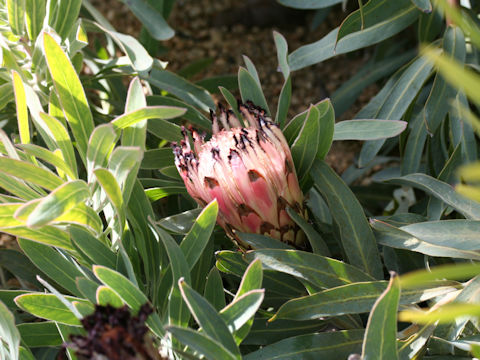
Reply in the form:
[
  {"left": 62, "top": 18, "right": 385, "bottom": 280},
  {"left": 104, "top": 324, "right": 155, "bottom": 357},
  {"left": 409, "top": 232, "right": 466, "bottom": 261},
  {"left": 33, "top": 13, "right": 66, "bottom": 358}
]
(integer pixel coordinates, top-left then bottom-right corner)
[{"left": 173, "top": 101, "right": 306, "bottom": 248}]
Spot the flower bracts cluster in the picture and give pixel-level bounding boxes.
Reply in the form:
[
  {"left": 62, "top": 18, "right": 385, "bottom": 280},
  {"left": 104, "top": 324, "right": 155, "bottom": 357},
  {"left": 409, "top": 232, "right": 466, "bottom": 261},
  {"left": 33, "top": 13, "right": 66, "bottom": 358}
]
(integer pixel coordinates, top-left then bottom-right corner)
[{"left": 173, "top": 101, "right": 306, "bottom": 248}]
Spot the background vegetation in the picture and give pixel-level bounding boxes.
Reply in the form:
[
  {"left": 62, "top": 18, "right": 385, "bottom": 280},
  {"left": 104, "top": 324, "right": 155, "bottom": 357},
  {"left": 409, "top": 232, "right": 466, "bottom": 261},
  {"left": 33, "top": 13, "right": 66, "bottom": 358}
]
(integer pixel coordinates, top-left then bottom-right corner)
[{"left": 1, "top": 0, "right": 480, "bottom": 359}]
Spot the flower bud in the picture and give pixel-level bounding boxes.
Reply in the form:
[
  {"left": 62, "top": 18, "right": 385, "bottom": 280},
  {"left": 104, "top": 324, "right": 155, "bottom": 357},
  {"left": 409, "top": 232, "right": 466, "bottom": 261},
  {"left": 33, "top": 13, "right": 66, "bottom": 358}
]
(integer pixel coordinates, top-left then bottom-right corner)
[{"left": 173, "top": 101, "right": 306, "bottom": 248}]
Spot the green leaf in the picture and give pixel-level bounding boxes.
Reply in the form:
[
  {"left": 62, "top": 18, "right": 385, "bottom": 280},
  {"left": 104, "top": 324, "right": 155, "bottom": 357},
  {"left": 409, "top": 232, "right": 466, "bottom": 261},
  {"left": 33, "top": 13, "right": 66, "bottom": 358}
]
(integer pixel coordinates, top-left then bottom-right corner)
[
  {"left": 371, "top": 219, "right": 480, "bottom": 260},
  {"left": 111, "top": 106, "right": 186, "bottom": 130},
  {"left": 17, "top": 322, "right": 62, "bottom": 347},
  {"left": 277, "top": 0, "right": 343, "bottom": 9},
  {"left": 86, "top": 124, "right": 118, "bottom": 181},
  {"left": 39, "top": 112, "right": 77, "bottom": 178},
  {"left": 179, "top": 279, "right": 241, "bottom": 358},
  {"left": 243, "top": 330, "right": 364, "bottom": 359},
  {"left": 290, "top": 105, "right": 320, "bottom": 180},
  {"left": 0, "top": 157, "right": 63, "bottom": 191},
  {"left": 238, "top": 67, "right": 270, "bottom": 115},
  {"left": 237, "top": 233, "right": 294, "bottom": 250},
  {"left": 25, "top": 180, "right": 89, "bottom": 227},
  {"left": 0, "top": 249, "right": 41, "bottom": 286},
  {"left": 382, "top": 173, "right": 480, "bottom": 219},
  {"left": 332, "top": 51, "right": 415, "bottom": 116},
  {"left": 12, "top": 71, "right": 30, "bottom": 145},
  {"left": 286, "top": 207, "right": 330, "bottom": 256},
  {"left": 146, "top": 119, "right": 183, "bottom": 142},
  {"left": 122, "top": 77, "right": 147, "bottom": 148},
  {"left": 311, "top": 160, "right": 383, "bottom": 278},
  {"left": 274, "top": 280, "right": 455, "bottom": 320},
  {"left": 0, "top": 300, "right": 20, "bottom": 360},
  {"left": 18, "top": 238, "right": 83, "bottom": 296},
  {"left": 96, "top": 285, "right": 124, "bottom": 307},
  {"left": 288, "top": 2, "right": 418, "bottom": 71},
  {"left": 17, "top": 144, "right": 77, "bottom": 180},
  {"left": 337, "top": 0, "right": 416, "bottom": 44},
  {"left": 70, "top": 227, "right": 116, "bottom": 268},
  {"left": 399, "top": 262, "right": 480, "bottom": 289},
  {"left": 235, "top": 259, "right": 263, "bottom": 299},
  {"left": 220, "top": 86, "right": 243, "bottom": 121},
  {"left": 75, "top": 277, "right": 99, "bottom": 304},
  {"left": 156, "top": 208, "right": 202, "bottom": 234},
  {"left": 141, "top": 148, "right": 174, "bottom": 170},
  {"left": 276, "top": 76, "right": 291, "bottom": 128},
  {"left": 220, "top": 289, "right": 264, "bottom": 336},
  {"left": 25, "top": 0, "right": 45, "bottom": 41},
  {"left": 180, "top": 200, "right": 218, "bottom": 270},
  {"left": 166, "top": 325, "right": 239, "bottom": 360},
  {"left": 118, "top": 0, "right": 174, "bottom": 40},
  {"left": 147, "top": 95, "right": 211, "bottom": 130},
  {"left": 7, "top": 0, "right": 25, "bottom": 35},
  {"left": 94, "top": 168, "right": 125, "bottom": 228},
  {"left": 44, "top": 33, "right": 94, "bottom": 163},
  {"left": 52, "top": 0, "right": 81, "bottom": 39},
  {"left": 333, "top": 120, "right": 407, "bottom": 141},
  {"left": 362, "top": 275, "right": 400, "bottom": 360},
  {"left": 422, "top": 46, "right": 480, "bottom": 108},
  {"left": 400, "top": 303, "right": 480, "bottom": 324},
  {"left": 204, "top": 267, "right": 226, "bottom": 311},
  {"left": 245, "top": 249, "right": 374, "bottom": 289},
  {"left": 411, "top": 0, "right": 432, "bottom": 12},
  {"left": 273, "top": 31, "right": 290, "bottom": 79},
  {"left": 424, "top": 26, "right": 465, "bottom": 134},
  {"left": 14, "top": 293, "right": 86, "bottom": 325},
  {"left": 359, "top": 55, "right": 434, "bottom": 166},
  {"left": 147, "top": 67, "right": 215, "bottom": 112},
  {"left": 93, "top": 265, "right": 164, "bottom": 336}
]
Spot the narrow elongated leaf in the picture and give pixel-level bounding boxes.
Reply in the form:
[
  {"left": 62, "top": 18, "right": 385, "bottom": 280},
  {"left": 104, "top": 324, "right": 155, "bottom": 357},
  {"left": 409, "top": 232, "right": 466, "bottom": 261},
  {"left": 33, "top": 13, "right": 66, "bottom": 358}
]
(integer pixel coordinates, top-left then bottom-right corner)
[
  {"left": 39, "top": 112, "right": 77, "bottom": 177},
  {"left": 93, "top": 266, "right": 164, "bottom": 336},
  {"left": 17, "top": 144, "right": 76, "bottom": 180},
  {"left": 424, "top": 26, "right": 465, "bottom": 133},
  {"left": 7, "top": 0, "right": 25, "bottom": 35},
  {"left": 288, "top": 2, "right": 418, "bottom": 71},
  {"left": 18, "top": 238, "right": 82, "bottom": 296},
  {"left": 382, "top": 173, "right": 480, "bottom": 219},
  {"left": 311, "top": 160, "right": 383, "bottom": 278},
  {"left": 220, "top": 289, "right": 264, "bottom": 335},
  {"left": 277, "top": 0, "right": 342, "bottom": 8},
  {"left": 276, "top": 76, "right": 291, "bottom": 128},
  {"left": 333, "top": 120, "right": 407, "bottom": 141},
  {"left": 245, "top": 249, "right": 374, "bottom": 289},
  {"left": 118, "top": 0, "right": 174, "bottom": 40},
  {"left": 14, "top": 294, "right": 83, "bottom": 326},
  {"left": 94, "top": 168, "right": 125, "bottom": 227},
  {"left": 273, "top": 31, "right": 289, "bottom": 79},
  {"left": 180, "top": 200, "right": 218, "bottom": 270},
  {"left": 400, "top": 303, "right": 480, "bottom": 324},
  {"left": 286, "top": 207, "right": 330, "bottom": 255},
  {"left": 283, "top": 100, "right": 329, "bottom": 144},
  {"left": 166, "top": 326, "right": 238, "bottom": 360},
  {"left": 87, "top": 124, "right": 118, "bottom": 183},
  {"left": 25, "top": 0, "right": 45, "bottom": 41},
  {"left": 147, "top": 67, "right": 215, "bottom": 112},
  {"left": 26, "top": 180, "right": 89, "bottom": 227},
  {"left": 52, "top": 0, "right": 81, "bottom": 39},
  {"left": 17, "top": 322, "right": 62, "bottom": 347},
  {"left": 44, "top": 33, "right": 94, "bottom": 162},
  {"left": 0, "top": 300, "right": 19, "bottom": 360},
  {"left": 96, "top": 286, "right": 124, "bottom": 307},
  {"left": 179, "top": 279, "right": 241, "bottom": 358},
  {"left": 359, "top": 55, "right": 434, "bottom": 166},
  {"left": 274, "top": 281, "right": 455, "bottom": 320},
  {"left": 400, "top": 262, "right": 480, "bottom": 289},
  {"left": 204, "top": 267, "right": 226, "bottom": 311},
  {"left": 13, "top": 71, "right": 29, "bottom": 144},
  {"left": 111, "top": 106, "right": 186, "bottom": 130},
  {"left": 0, "top": 157, "right": 63, "bottom": 191},
  {"left": 235, "top": 259, "right": 263, "bottom": 299},
  {"left": 372, "top": 219, "right": 480, "bottom": 260},
  {"left": 362, "top": 275, "right": 400, "bottom": 360},
  {"left": 238, "top": 67, "right": 270, "bottom": 115},
  {"left": 243, "top": 330, "right": 364, "bottom": 359},
  {"left": 291, "top": 105, "right": 320, "bottom": 180},
  {"left": 70, "top": 227, "right": 116, "bottom": 268}
]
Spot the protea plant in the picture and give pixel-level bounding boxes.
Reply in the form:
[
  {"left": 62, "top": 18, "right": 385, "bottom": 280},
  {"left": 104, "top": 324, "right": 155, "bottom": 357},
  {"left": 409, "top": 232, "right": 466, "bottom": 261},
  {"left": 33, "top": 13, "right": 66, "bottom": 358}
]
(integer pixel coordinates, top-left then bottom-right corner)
[{"left": 173, "top": 101, "right": 306, "bottom": 249}]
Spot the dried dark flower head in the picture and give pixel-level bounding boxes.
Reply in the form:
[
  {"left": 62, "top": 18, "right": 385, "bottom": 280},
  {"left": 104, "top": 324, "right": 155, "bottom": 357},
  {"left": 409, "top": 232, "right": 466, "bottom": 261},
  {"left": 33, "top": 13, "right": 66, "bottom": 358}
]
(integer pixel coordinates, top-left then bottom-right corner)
[{"left": 66, "top": 303, "right": 163, "bottom": 360}]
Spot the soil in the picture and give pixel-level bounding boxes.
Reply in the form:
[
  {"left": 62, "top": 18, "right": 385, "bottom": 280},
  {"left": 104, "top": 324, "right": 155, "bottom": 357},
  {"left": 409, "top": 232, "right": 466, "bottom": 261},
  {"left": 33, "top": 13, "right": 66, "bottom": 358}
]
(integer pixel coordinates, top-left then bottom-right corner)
[{"left": 91, "top": 0, "right": 377, "bottom": 173}]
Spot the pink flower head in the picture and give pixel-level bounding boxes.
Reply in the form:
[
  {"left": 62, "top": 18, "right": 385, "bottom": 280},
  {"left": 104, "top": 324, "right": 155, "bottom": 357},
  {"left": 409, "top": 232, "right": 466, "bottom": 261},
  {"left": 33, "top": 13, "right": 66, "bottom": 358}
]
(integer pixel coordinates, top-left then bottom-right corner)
[{"left": 173, "top": 101, "right": 305, "bottom": 248}]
